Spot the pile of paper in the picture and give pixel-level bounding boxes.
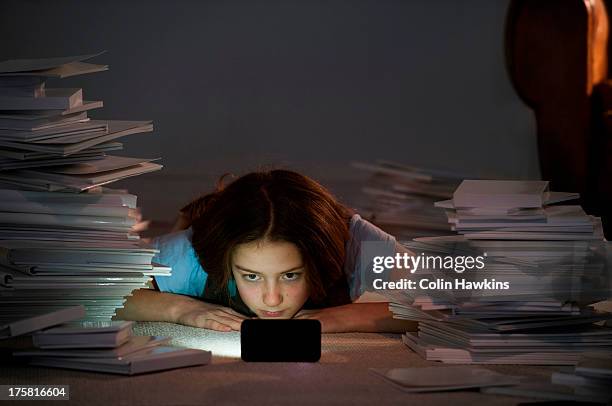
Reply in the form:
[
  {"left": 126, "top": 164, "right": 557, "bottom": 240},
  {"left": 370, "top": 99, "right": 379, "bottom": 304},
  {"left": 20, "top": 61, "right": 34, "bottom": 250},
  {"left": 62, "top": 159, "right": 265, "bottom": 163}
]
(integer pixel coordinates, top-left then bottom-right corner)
[
  {"left": 2, "top": 306, "right": 211, "bottom": 375},
  {"left": 0, "top": 53, "right": 168, "bottom": 322},
  {"left": 351, "top": 161, "right": 464, "bottom": 239},
  {"left": 389, "top": 180, "right": 612, "bottom": 365}
]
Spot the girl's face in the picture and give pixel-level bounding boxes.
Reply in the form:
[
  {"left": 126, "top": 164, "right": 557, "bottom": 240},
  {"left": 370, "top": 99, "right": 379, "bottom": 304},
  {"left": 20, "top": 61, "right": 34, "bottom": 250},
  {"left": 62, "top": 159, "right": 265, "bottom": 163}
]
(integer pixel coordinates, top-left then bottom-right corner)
[{"left": 231, "top": 239, "right": 309, "bottom": 319}]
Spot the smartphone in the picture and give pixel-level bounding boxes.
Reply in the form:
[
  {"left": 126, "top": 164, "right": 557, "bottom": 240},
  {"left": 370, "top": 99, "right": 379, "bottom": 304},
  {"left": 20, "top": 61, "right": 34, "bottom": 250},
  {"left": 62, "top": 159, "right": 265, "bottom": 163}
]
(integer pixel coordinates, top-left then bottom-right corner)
[{"left": 240, "top": 319, "right": 321, "bottom": 362}]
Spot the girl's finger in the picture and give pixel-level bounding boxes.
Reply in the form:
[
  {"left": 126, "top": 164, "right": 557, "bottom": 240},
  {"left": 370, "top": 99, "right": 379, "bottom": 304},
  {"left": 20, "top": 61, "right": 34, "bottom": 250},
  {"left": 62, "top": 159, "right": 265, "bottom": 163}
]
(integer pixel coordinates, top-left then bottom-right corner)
[
  {"left": 213, "top": 310, "right": 247, "bottom": 324},
  {"left": 219, "top": 307, "right": 248, "bottom": 318},
  {"left": 208, "top": 313, "right": 243, "bottom": 331},
  {"left": 205, "top": 319, "right": 232, "bottom": 332},
  {"left": 295, "top": 309, "right": 316, "bottom": 318},
  {"left": 190, "top": 312, "right": 236, "bottom": 330}
]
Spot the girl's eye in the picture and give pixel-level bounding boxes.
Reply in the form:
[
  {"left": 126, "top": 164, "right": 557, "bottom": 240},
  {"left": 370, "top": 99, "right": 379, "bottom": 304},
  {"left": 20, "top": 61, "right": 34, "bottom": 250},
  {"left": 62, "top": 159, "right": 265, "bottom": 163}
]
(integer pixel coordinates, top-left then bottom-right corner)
[
  {"left": 244, "top": 274, "right": 260, "bottom": 281},
  {"left": 283, "top": 272, "right": 301, "bottom": 280}
]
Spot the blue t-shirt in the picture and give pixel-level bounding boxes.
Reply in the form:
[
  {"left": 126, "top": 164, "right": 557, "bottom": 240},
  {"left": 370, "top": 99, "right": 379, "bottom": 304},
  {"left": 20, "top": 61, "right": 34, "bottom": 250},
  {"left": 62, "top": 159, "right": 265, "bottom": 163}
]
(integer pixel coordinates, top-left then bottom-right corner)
[{"left": 152, "top": 214, "right": 397, "bottom": 302}]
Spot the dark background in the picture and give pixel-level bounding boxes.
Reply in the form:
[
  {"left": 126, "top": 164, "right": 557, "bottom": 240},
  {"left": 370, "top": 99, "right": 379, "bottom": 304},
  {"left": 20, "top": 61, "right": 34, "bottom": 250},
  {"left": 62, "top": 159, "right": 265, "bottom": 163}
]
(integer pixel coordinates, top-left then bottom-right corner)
[{"left": 0, "top": 0, "right": 538, "bottom": 222}]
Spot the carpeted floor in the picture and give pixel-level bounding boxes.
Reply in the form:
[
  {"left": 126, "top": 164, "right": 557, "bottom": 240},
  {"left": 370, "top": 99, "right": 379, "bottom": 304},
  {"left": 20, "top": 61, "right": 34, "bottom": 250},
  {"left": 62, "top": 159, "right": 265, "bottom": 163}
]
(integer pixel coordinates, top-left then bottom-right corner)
[{"left": 0, "top": 322, "right": 561, "bottom": 405}]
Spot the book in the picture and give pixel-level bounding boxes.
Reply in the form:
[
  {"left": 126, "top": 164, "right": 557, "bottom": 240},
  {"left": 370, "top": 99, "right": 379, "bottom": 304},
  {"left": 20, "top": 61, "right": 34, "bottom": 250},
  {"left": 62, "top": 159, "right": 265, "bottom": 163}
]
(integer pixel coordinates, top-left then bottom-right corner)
[
  {"left": 32, "top": 321, "right": 133, "bottom": 348},
  {"left": 0, "top": 111, "right": 88, "bottom": 131},
  {"left": 481, "top": 382, "right": 609, "bottom": 403},
  {"left": 42, "top": 155, "right": 160, "bottom": 175},
  {"left": 551, "top": 371, "right": 612, "bottom": 390},
  {"left": 0, "top": 88, "right": 83, "bottom": 110},
  {"left": 0, "top": 233, "right": 138, "bottom": 249},
  {"left": 27, "top": 346, "right": 212, "bottom": 375},
  {"left": 455, "top": 206, "right": 589, "bottom": 225},
  {"left": 0, "top": 100, "right": 103, "bottom": 118},
  {"left": 35, "top": 320, "right": 133, "bottom": 334},
  {"left": 0, "top": 211, "right": 136, "bottom": 230},
  {"left": 0, "top": 76, "right": 45, "bottom": 88},
  {"left": 453, "top": 208, "right": 546, "bottom": 222},
  {"left": 453, "top": 180, "right": 550, "bottom": 208},
  {"left": 23, "top": 263, "right": 170, "bottom": 277},
  {"left": 0, "top": 305, "right": 85, "bottom": 338},
  {"left": 0, "top": 142, "right": 121, "bottom": 161},
  {"left": 0, "top": 120, "right": 108, "bottom": 142},
  {"left": 0, "top": 161, "right": 163, "bottom": 192},
  {"left": 0, "top": 187, "right": 137, "bottom": 208},
  {"left": 13, "top": 335, "right": 170, "bottom": 358},
  {"left": 575, "top": 352, "right": 612, "bottom": 378},
  {"left": 4, "top": 273, "right": 150, "bottom": 288},
  {"left": 370, "top": 366, "right": 522, "bottom": 392},
  {"left": 0, "top": 120, "right": 153, "bottom": 156},
  {"left": 437, "top": 190, "right": 580, "bottom": 210},
  {"left": 0, "top": 201, "right": 135, "bottom": 218},
  {"left": 0, "top": 242, "right": 158, "bottom": 268},
  {"left": 0, "top": 82, "right": 45, "bottom": 98},
  {"left": 0, "top": 52, "right": 107, "bottom": 78},
  {"left": 0, "top": 153, "right": 106, "bottom": 171},
  {"left": 402, "top": 333, "right": 586, "bottom": 365}
]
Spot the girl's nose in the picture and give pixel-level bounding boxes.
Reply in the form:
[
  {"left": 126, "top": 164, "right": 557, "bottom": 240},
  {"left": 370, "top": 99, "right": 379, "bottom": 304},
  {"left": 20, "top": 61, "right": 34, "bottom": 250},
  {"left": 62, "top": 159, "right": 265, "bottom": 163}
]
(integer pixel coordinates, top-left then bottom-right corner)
[{"left": 262, "top": 283, "right": 283, "bottom": 308}]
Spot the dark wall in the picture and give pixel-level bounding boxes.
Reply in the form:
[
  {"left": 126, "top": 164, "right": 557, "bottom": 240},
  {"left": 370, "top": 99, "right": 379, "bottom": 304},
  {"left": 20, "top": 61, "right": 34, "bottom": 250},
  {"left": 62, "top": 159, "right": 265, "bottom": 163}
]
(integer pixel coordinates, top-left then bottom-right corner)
[{"left": 0, "top": 0, "right": 538, "bottom": 221}]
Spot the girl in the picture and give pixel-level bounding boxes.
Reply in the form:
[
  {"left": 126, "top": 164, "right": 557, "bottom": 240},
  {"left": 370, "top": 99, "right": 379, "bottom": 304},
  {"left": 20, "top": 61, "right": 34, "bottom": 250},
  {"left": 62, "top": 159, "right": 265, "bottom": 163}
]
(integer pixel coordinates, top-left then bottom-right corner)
[{"left": 118, "top": 169, "right": 416, "bottom": 333}]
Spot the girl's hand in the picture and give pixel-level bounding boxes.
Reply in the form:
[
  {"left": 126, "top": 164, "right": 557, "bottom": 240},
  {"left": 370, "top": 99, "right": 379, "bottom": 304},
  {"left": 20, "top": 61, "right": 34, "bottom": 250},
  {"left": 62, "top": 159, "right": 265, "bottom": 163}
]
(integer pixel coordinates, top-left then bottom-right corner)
[
  {"left": 294, "top": 304, "right": 358, "bottom": 333},
  {"left": 177, "top": 302, "right": 249, "bottom": 332},
  {"left": 130, "top": 208, "right": 151, "bottom": 233}
]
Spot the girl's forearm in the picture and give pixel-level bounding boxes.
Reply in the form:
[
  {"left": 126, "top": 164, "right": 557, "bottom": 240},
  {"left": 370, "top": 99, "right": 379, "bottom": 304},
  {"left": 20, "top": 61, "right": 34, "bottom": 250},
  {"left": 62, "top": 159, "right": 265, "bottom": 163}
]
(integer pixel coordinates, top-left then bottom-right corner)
[
  {"left": 296, "top": 302, "right": 418, "bottom": 333},
  {"left": 115, "top": 288, "right": 206, "bottom": 323},
  {"left": 344, "top": 302, "right": 417, "bottom": 333}
]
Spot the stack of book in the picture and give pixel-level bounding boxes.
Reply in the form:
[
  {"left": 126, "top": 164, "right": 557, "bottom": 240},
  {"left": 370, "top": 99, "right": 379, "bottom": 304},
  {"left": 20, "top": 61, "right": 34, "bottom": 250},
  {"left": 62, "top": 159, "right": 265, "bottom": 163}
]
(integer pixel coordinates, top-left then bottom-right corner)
[
  {"left": 2, "top": 306, "right": 211, "bottom": 375},
  {"left": 389, "top": 180, "right": 612, "bottom": 365},
  {"left": 0, "top": 53, "right": 159, "bottom": 189},
  {"left": 0, "top": 53, "right": 168, "bottom": 322},
  {"left": 351, "top": 161, "right": 465, "bottom": 239},
  {"left": 435, "top": 180, "right": 600, "bottom": 241}
]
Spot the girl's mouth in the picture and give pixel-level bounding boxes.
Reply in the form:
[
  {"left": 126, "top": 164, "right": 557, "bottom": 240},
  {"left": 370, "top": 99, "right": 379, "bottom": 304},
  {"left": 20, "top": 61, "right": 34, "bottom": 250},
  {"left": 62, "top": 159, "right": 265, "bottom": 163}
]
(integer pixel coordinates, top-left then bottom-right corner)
[{"left": 260, "top": 310, "right": 284, "bottom": 317}]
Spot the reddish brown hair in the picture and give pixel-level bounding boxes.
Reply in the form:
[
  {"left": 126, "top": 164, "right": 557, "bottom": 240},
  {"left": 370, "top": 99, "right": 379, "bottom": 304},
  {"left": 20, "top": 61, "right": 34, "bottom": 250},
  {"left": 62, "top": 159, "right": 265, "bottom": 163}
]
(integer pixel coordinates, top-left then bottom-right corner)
[{"left": 185, "top": 170, "right": 353, "bottom": 310}]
